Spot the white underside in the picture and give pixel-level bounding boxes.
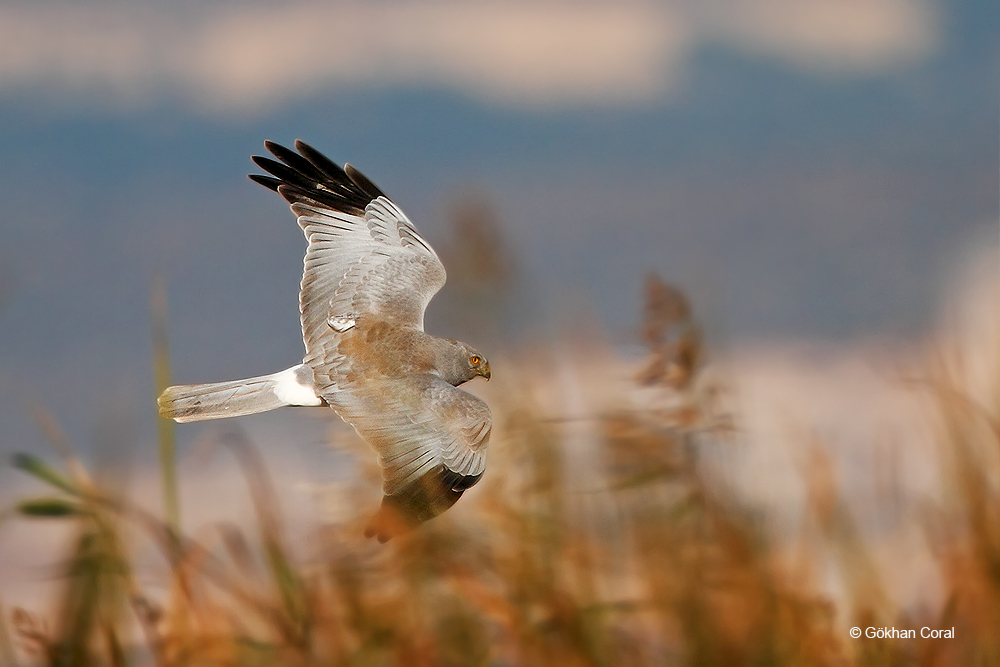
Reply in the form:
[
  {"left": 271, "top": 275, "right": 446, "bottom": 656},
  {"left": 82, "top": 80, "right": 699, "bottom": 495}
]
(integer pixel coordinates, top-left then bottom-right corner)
[{"left": 273, "top": 366, "right": 323, "bottom": 406}]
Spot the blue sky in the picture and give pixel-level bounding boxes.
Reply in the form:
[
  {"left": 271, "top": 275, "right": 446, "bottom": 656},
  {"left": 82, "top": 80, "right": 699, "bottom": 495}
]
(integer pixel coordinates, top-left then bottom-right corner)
[{"left": 0, "top": 0, "right": 996, "bottom": 454}]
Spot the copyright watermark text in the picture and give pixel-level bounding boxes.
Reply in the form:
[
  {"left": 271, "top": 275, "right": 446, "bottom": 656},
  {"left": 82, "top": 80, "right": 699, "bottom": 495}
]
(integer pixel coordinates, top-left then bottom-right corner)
[{"left": 850, "top": 626, "right": 954, "bottom": 639}]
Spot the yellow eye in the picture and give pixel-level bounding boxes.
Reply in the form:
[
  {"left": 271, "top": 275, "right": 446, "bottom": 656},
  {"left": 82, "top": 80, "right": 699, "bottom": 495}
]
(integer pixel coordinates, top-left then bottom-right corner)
[{"left": 470, "top": 355, "right": 481, "bottom": 365}]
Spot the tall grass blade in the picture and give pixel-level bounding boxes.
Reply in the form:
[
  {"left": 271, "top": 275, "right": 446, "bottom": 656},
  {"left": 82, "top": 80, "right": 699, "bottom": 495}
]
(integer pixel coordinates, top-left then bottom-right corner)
[
  {"left": 151, "top": 274, "right": 180, "bottom": 533},
  {"left": 10, "top": 452, "right": 79, "bottom": 495}
]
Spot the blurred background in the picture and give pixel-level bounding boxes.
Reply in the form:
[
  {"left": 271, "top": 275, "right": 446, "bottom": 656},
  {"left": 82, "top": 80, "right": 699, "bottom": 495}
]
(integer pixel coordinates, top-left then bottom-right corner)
[{"left": 0, "top": 0, "right": 997, "bottom": 664}]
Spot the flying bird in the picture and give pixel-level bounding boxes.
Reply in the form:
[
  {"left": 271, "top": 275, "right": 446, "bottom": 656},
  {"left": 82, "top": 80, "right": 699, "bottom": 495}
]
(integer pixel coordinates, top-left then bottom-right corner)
[{"left": 158, "top": 141, "right": 493, "bottom": 542}]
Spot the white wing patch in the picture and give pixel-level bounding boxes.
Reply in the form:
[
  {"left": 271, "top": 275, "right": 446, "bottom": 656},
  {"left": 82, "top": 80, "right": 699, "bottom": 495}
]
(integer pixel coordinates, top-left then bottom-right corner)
[{"left": 273, "top": 365, "right": 323, "bottom": 406}]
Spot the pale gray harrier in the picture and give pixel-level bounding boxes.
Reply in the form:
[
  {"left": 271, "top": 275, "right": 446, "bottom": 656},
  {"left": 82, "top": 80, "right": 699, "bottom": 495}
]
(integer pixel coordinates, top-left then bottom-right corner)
[{"left": 158, "top": 141, "right": 492, "bottom": 541}]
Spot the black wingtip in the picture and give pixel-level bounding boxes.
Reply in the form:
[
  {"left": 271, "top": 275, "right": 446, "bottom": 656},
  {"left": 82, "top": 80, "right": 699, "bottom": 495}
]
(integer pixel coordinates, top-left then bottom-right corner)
[
  {"left": 293, "top": 139, "right": 319, "bottom": 157},
  {"left": 249, "top": 140, "right": 378, "bottom": 213},
  {"left": 344, "top": 164, "right": 386, "bottom": 200},
  {"left": 264, "top": 141, "right": 298, "bottom": 165},
  {"left": 293, "top": 139, "right": 353, "bottom": 183},
  {"left": 248, "top": 173, "right": 281, "bottom": 192},
  {"left": 251, "top": 154, "right": 283, "bottom": 173},
  {"left": 441, "top": 469, "right": 482, "bottom": 492}
]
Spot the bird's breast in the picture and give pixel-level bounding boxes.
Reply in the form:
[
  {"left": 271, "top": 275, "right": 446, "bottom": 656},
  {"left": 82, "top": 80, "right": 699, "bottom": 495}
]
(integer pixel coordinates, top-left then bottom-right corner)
[{"left": 337, "top": 321, "right": 436, "bottom": 382}]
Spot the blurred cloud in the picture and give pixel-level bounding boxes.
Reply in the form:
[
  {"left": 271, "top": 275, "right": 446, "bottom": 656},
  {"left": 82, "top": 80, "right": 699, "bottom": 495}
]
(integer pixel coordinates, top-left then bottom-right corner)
[
  {"left": 0, "top": 0, "right": 939, "bottom": 113},
  {"left": 700, "top": 0, "right": 940, "bottom": 74}
]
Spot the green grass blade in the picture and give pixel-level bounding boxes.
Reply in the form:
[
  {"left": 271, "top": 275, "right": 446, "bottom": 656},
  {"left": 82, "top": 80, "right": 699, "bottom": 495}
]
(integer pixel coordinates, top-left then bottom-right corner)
[
  {"left": 10, "top": 453, "right": 79, "bottom": 495},
  {"left": 16, "top": 497, "right": 82, "bottom": 518}
]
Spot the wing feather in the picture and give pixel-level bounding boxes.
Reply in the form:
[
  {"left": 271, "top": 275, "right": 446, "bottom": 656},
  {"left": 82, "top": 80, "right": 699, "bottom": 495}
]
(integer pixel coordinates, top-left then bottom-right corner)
[
  {"left": 250, "top": 141, "right": 446, "bottom": 391},
  {"left": 347, "top": 379, "right": 491, "bottom": 541},
  {"left": 331, "top": 376, "right": 491, "bottom": 496}
]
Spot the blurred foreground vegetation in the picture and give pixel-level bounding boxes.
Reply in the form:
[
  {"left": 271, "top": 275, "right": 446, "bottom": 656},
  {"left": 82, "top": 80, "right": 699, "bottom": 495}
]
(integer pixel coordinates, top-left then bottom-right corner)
[{"left": 2, "top": 275, "right": 998, "bottom": 666}]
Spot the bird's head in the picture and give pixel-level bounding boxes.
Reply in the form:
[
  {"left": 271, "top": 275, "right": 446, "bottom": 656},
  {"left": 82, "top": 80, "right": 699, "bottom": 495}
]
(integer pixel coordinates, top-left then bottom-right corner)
[
  {"left": 438, "top": 340, "right": 491, "bottom": 386},
  {"left": 466, "top": 349, "right": 491, "bottom": 382}
]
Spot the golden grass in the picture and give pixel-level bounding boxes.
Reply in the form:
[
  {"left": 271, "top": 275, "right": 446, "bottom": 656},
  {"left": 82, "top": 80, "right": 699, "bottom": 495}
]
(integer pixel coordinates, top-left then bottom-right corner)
[{"left": 4, "top": 275, "right": 999, "bottom": 666}]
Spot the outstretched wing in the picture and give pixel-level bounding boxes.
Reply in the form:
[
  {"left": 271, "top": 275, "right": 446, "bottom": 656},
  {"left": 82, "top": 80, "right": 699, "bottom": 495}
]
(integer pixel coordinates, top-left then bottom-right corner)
[
  {"left": 249, "top": 140, "right": 446, "bottom": 390},
  {"left": 334, "top": 375, "right": 491, "bottom": 541}
]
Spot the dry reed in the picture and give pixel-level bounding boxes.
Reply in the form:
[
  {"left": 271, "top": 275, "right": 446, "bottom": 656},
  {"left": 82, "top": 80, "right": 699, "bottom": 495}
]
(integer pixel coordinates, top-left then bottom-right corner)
[{"left": 4, "top": 274, "right": 998, "bottom": 667}]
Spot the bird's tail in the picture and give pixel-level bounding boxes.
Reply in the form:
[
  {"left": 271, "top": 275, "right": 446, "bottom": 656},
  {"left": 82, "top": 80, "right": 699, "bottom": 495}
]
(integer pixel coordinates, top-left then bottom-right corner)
[{"left": 158, "top": 364, "right": 323, "bottom": 422}]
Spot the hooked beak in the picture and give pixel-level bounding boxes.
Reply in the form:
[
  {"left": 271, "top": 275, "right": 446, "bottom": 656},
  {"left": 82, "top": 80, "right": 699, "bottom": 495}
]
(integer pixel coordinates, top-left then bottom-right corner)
[{"left": 481, "top": 362, "right": 491, "bottom": 381}]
